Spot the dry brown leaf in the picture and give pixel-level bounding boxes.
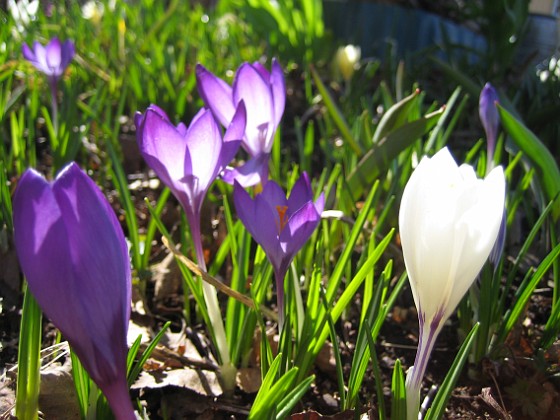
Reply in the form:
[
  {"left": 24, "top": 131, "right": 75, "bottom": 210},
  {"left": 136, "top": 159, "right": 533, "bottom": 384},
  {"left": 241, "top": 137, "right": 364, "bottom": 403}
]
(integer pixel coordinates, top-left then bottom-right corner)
[
  {"left": 236, "top": 367, "right": 261, "bottom": 394},
  {"left": 38, "top": 361, "right": 80, "bottom": 419},
  {"left": 131, "top": 367, "right": 223, "bottom": 397}
]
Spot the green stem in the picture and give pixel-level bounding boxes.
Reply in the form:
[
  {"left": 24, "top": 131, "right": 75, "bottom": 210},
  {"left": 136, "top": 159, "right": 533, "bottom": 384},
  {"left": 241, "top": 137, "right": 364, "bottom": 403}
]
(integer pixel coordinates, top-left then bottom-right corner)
[
  {"left": 15, "top": 285, "right": 42, "bottom": 420},
  {"left": 189, "top": 211, "right": 235, "bottom": 393}
]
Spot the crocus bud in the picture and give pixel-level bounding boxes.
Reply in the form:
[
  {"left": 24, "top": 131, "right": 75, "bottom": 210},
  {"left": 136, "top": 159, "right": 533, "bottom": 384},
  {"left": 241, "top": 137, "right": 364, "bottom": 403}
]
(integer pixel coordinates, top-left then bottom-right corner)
[
  {"left": 22, "top": 37, "right": 75, "bottom": 82},
  {"left": 13, "top": 163, "right": 135, "bottom": 420},
  {"left": 479, "top": 83, "right": 500, "bottom": 165},
  {"left": 399, "top": 147, "right": 505, "bottom": 420},
  {"left": 334, "top": 45, "right": 361, "bottom": 81}
]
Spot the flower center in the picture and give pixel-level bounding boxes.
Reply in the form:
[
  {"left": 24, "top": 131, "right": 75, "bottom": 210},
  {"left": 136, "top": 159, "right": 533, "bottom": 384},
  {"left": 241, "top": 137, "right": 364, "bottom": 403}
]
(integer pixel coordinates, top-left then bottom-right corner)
[{"left": 275, "top": 205, "right": 288, "bottom": 233}]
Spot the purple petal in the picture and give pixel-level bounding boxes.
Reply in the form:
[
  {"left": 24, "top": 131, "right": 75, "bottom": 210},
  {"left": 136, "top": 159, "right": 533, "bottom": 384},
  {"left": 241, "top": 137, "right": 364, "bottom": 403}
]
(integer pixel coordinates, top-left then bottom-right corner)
[
  {"left": 287, "top": 172, "right": 314, "bottom": 216},
  {"left": 136, "top": 106, "right": 189, "bottom": 189},
  {"left": 13, "top": 169, "right": 77, "bottom": 337},
  {"left": 221, "top": 153, "right": 270, "bottom": 187},
  {"left": 314, "top": 192, "right": 325, "bottom": 215},
  {"left": 219, "top": 101, "right": 246, "bottom": 167},
  {"left": 182, "top": 108, "right": 222, "bottom": 195},
  {"left": 53, "top": 163, "right": 131, "bottom": 331},
  {"left": 22, "top": 43, "right": 36, "bottom": 62},
  {"left": 45, "top": 37, "right": 62, "bottom": 73},
  {"left": 282, "top": 201, "right": 322, "bottom": 257},
  {"left": 270, "top": 59, "right": 286, "bottom": 128},
  {"left": 60, "top": 40, "right": 75, "bottom": 70},
  {"left": 260, "top": 179, "right": 289, "bottom": 209},
  {"left": 251, "top": 61, "right": 271, "bottom": 80},
  {"left": 233, "top": 63, "right": 275, "bottom": 155},
  {"left": 233, "top": 182, "right": 282, "bottom": 268},
  {"left": 32, "top": 41, "right": 48, "bottom": 70},
  {"left": 223, "top": 100, "right": 247, "bottom": 144},
  {"left": 196, "top": 64, "right": 235, "bottom": 128}
]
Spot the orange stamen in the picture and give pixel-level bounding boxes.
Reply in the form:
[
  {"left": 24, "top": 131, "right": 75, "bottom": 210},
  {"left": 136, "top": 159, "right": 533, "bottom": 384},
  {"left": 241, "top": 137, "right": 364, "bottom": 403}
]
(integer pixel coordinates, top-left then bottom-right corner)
[{"left": 275, "top": 205, "right": 289, "bottom": 233}]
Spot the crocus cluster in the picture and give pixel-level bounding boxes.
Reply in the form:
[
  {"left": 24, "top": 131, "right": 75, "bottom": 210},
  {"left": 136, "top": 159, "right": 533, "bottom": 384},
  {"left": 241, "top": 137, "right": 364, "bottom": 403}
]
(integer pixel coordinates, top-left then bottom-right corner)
[
  {"left": 234, "top": 173, "right": 324, "bottom": 328},
  {"left": 13, "top": 163, "right": 135, "bottom": 420},
  {"left": 399, "top": 147, "right": 505, "bottom": 420},
  {"left": 197, "top": 59, "right": 285, "bottom": 187}
]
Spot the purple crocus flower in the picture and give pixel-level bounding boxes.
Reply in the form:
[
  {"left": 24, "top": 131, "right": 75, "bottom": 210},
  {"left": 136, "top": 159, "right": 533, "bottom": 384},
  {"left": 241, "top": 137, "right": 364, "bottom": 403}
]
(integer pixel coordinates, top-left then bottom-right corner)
[
  {"left": 13, "top": 163, "right": 135, "bottom": 420},
  {"left": 196, "top": 59, "right": 286, "bottom": 187},
  {"left": 135, "top": 103, "right": 246, "bottom": 264},
  {"left": 479, "top": 82, "right": 500, "bottom": 165},
  {"left": 135, "top": 104, "right": 246, "bottom": 381},
  {"left": 22, "top": 37, "right": 75, "bottom": 82},
  {"left": 233, "top": 173, "right": 324, "bottom": 328},
  {"left": 22, "top": 37, "right": 75, "bottom": 138}
]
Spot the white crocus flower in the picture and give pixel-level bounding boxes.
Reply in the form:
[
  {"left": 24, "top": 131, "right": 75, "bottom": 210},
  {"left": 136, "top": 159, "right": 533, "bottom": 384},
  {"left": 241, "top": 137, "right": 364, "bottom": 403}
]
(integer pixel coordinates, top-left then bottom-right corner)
[
  {"left": 399, "top": 147, "right": 505, "bottom": 420},
  {"left": 82, "top": 1, "right": 105, "bottom": 23}
]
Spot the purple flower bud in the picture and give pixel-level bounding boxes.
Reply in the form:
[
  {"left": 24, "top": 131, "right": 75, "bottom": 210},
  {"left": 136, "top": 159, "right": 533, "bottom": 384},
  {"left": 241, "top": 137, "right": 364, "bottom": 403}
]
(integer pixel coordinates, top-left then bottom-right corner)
[
  {"left": 233, "top": 173, "right": 324, "bottom": 326},
  {"left": 479, "top": 83, "right": 500, "bottom": 163},
  {"left": 13, "top": 163, "right": 135, "bottom": 420},
  {"left": 196, "top": 59, "right": 286, "bottom": 187},
  {"left": 22, "top": 37, "right": 75, "bottom": 81}
]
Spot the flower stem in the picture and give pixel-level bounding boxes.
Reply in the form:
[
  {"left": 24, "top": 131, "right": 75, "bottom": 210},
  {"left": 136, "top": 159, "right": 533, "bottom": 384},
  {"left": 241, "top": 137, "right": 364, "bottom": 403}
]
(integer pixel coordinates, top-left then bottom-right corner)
[
  {"left": 405, "top": 314, "right": 444, "bottom": 420},
  {"left": 274, "top": 268, "right": 286, "bottom": 334},
  {"left": 103, "top": 379, "right": 137, "bottom": 420},
  {"left": 49, "top": 78, "right": 59, "bottom": 139},
  {"left": 189, "top": 212, "right": 235, "bottom": 392}
]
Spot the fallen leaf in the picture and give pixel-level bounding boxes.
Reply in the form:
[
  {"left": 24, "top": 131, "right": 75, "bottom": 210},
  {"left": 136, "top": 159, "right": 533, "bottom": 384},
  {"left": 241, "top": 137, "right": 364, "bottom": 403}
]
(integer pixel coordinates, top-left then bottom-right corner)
[
  {"left": 131, "top": 367, "right": 223, "bottom": 397},
  {"left": 236, "top": 367, "right": 261, "bottom": 394}
]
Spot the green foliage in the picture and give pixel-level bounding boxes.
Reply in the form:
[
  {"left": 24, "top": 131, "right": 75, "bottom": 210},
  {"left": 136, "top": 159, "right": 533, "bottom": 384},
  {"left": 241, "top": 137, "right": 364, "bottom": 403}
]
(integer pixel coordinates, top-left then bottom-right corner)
[{"left": 220, "top": 0, "right": 326, "bottom": 63}]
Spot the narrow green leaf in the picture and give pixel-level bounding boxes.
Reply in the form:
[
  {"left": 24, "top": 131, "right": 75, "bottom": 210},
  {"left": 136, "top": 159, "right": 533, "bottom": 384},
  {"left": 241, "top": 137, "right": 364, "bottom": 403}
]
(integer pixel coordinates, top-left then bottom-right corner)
[
  {"left": 498, "top": 243, "right": 560, "bottom": 344},
  {"left": 391, "top": 359, "right": 407, "bottom": 420},
  {"left": 15, "top": 287, "right": 42, "bottom": 420},
  {"left": 424, "top": 323, "right": 480, "bottom": 420},
  {"left": 373, "top": 88, "right": 420, "bottom": 144},
  {"left": 497, "top": 104, "right": 560, "bottom": 220},
  {"left": 70, "top": 350, "right": 92, "bottom": 419},
  {"left": 347, "top": 108, "right": 444, "bottom": 200},
  {"left": 275, "top": 375, "right": 315, "bottom": 420},
  {"left": 128, "top": 321, "right": 171, "bottom": 386}
]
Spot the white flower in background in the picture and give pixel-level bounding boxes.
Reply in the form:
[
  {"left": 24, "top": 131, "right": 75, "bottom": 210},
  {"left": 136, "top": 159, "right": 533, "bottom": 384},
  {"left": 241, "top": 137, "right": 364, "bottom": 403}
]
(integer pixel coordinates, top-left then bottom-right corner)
[
  {"left": 334, "top": 44, "right": 361, "bottom": 81},
  {"left": 399, "top": 147, "right": 505, "bottom": 420},
  {"left": 8, "top": 0, "right": 39, "bottom": 36},
  {"left": 82, "top": 1, "right": 105, "bottom": 24}
]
